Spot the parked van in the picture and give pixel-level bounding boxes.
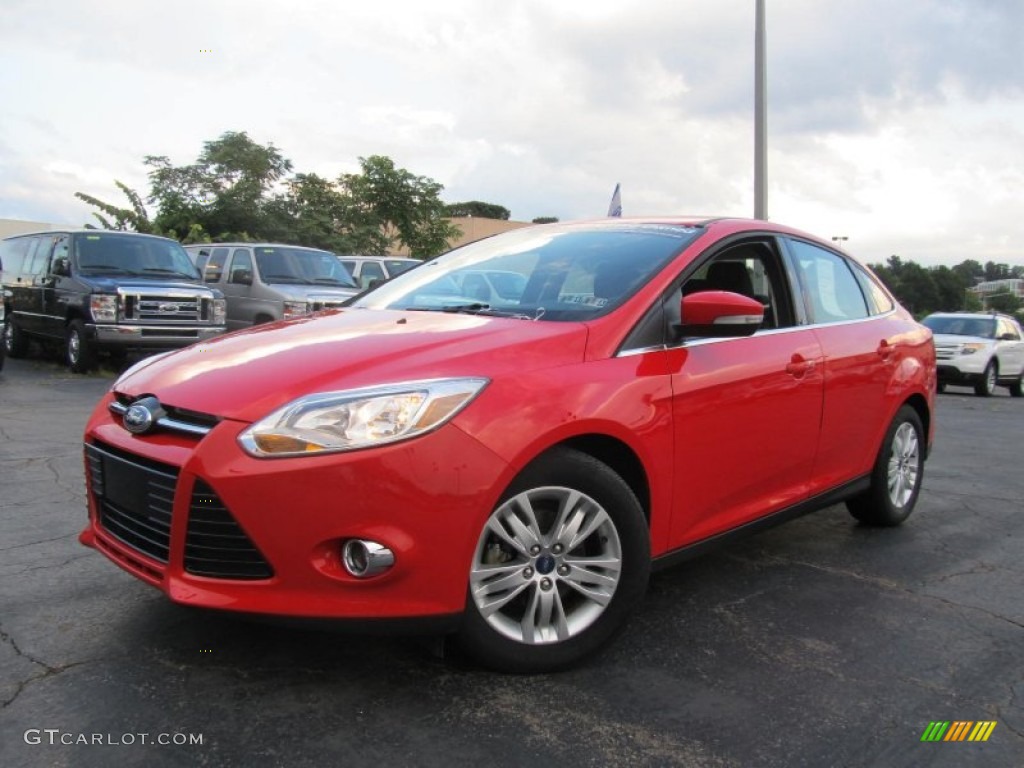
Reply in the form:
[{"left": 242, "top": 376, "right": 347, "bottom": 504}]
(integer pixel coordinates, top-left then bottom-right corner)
[
  {"left": 337, "top": 256, "right": 420, "bottom": 290},
  {"left": 185, "top": 243, "right": 359, "bottom": 330},
  {"left": 1, "top": 230, "right": 226, "bottom": 372}
]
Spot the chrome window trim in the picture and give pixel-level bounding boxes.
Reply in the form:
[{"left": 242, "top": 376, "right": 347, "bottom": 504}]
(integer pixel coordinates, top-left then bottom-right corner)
[
  {"left": 108, "top": 400, "right": 213, "bottom": 437},
  {"left": 616, "top": 307, "right": 897, "bottom": 358}
]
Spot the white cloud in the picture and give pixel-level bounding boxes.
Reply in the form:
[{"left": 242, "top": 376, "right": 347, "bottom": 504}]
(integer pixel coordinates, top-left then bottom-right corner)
[{"left": 0, "top": 0, "right": 1021, "bottom": 265}]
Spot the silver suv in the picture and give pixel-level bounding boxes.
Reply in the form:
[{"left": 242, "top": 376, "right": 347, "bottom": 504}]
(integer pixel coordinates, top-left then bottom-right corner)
[{"left": 922, "top": 312, "right": 1024, "bottom": 396}]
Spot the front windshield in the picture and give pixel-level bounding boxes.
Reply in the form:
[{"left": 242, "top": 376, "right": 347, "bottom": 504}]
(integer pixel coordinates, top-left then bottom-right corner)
[
  {"left": 923, "top": 315, "right": 996, "bottom": 338},
  {"left": 75, "top": 233, "right": 200, "bottom": 279},
  {"left": 255, "top": 247, "right": 357, "bottom": 287},
  {"left": 352, "top": 222, "right": 702, "bottom": 321}
]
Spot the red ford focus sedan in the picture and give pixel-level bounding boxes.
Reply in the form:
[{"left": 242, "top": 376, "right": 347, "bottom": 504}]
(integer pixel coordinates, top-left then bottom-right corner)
[{"left": 79, "top": 218, "right": 936, "bottom": 671}]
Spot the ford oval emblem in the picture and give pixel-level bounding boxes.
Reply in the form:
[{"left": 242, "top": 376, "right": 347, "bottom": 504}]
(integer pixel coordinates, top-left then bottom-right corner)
[
  {"left": 124, "top": 404, "right": 154, "bottom": 434},
  {"left": 122, "top": 396, "right": 164, "bottom": 435}
]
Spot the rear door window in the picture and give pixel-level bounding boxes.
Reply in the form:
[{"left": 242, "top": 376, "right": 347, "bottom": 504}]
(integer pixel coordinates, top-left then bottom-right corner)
[{"left": 787, "top": 240, "right": 869, "bottom": 323}]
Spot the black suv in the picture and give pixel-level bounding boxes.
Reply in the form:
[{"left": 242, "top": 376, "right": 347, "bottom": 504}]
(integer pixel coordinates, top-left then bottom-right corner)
[{"left": 1, "top": 230, "right": 227, "bottom": 372}]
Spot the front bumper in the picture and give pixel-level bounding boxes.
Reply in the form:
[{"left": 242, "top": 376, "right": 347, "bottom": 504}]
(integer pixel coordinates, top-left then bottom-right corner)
[
  {"left": 80, "top": 393, "right": 509, "bottom": 621},
  {"left": 935, "top": 363, "right": 984, "bottom": 383},
  {"left": 90, "top": 323, "right": 227, "bottom": 349}
]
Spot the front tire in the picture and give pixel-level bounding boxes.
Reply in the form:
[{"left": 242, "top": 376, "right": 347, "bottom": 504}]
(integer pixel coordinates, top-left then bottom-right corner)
[
  {"left": 457, "top": 448, "right": 650, "bottom": 672},
  {"left": 847, "top": 405, "right": 924, "bottom": 527},
  {"left": 4, "top": 316, "right": 29, "bottom": 358},
  {"left": 66, "top": 320, "right": 97, "bottom": 373},
  {"left": 974, "top": 361, "right": 997, "bottom": 397}
]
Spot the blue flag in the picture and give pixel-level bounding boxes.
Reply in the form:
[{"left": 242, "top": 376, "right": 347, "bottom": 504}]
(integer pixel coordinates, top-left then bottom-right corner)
[{"left": 607, "top": 183, "right": 622, "bottom": 217}]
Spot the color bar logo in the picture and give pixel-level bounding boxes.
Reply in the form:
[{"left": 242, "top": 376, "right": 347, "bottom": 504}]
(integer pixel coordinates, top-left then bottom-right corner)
[{"left": 921, "top": 721, "right": 997, "bottom": 742}]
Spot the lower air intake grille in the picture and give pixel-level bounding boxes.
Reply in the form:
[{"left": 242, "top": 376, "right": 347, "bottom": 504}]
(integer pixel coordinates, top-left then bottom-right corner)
[
  {"left": 86, "top": 442, "right": 176, "bottom": 563},
  {"left": 185, "top": 481, "right": 273, "bottom": 580}
]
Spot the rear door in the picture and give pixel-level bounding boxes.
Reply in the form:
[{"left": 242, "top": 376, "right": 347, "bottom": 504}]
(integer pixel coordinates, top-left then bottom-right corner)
[
  {"left": 1, "top": 236, "right": 37, "bottom": 332},
  {"left": 19, "top": 236, "right": 54, "bottom": 335},
  {"left": 783, "top": 238, "right": 898, "bottom": 491}
]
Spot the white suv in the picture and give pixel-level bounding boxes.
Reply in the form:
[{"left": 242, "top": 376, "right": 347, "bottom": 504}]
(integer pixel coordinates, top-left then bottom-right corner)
[{"left": 922, "top": 312, "right": 1024, "bottom": 396}]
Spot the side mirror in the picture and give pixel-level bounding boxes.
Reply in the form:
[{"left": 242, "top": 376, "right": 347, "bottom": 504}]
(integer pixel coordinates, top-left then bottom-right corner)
[
  {"left": 998, "top": 332, "right": 1017, "bottom": 341},
  {"left": 360, "top": 275, "right": 383, "bottom": 290},
  {"left": 52, "top": 256, "right": 71, "bottom": 277},
  {"left": 677, "top": 290, "right": 764, "bottom": 338}
]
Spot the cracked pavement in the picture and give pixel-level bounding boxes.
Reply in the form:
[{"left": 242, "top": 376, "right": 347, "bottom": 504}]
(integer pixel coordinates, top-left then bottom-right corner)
[{"left": 1, "top": 356, "right": 1022, "bottom": 767}]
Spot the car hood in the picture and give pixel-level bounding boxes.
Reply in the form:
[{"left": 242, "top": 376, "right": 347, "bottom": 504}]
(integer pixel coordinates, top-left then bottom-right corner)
[
  {"left": 114, "top": 308, "right": 589, "bottom": 422},
  {"left": 267, "top": 284, "right": 358, "bottom": 299},
  {"left": 81, "top": 276, "right": 210, "bottom": 293}
]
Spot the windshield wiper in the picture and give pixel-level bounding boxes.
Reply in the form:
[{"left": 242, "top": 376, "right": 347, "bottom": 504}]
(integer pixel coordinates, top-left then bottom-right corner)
[
  {"left": 407, "top": 303, "right": 532, "bottom": 319},
  {"left": 310, "top": 277, "right": 356, "bottom": 287}
]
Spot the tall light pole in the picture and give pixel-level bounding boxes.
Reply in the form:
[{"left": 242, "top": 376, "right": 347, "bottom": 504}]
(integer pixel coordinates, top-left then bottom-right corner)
[{"left": 754, "top": 0, "right": 767, "bottom": 220}]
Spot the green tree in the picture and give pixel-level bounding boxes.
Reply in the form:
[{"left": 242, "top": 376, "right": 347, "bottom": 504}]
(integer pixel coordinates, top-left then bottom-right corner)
[
  {"left": 74, "top": 181, "right": 157, "bottom": 233},
  {"left": 146, "top": 131, "right": 292, "bottom": 240},
  {"left": 984, "top": 261, "right": 1011, "bottom": 281},
  {"left": 930, "top": 265, "right": 971, "bottom": 312},
  {"left": 985, "top": 290, "right": 1022, "bottom": 314},
  {"left": 871, "top": 256, "right": 939, "bottom": 316},
  {"left": 338, "top": 156, "right": 460, "bottom": 257},
  {"left": 445, "top": 201, "right": 511, "bottom": 220},
  {"left": 532, "top": 216, "right": 559, "bottom": 224},
  {"left": 77, "top": 134, "right": 461, "bottom": 256}
]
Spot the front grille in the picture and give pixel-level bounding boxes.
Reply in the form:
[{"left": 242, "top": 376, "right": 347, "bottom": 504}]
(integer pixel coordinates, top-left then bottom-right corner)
[
  {"left": 309, "top": 299, "right": 349, "bottom": 312},
  {"left": 185, "top": 481, "right": 273, "bottom": 580},
  {"left": 86, "top": 441, "right": 177, "bottom": 563},
  {"left": 120, "top": 291, "right": 216, "bottom": 324},
  {"left": 110, "top": 394, "right": 219, "bottom": 438}
]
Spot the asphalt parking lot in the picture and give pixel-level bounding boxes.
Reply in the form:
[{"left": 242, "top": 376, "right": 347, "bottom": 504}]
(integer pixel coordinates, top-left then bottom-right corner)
[{"left": 1, "top": 354, "right": 1022, "bottom": 768}]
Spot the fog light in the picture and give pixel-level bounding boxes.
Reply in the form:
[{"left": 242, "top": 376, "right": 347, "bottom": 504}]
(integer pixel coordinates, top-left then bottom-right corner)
[{"left": 342, "top": 539, "right": 395, "bottom": 578}]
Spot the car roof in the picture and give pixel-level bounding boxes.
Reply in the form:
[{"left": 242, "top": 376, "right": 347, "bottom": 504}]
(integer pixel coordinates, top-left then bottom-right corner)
[
  {"left": 3, "top": 229, "right": 179, "bottom": 242},
  {"left": 184, "top": 243, "right": 336, "bottom": 252}
]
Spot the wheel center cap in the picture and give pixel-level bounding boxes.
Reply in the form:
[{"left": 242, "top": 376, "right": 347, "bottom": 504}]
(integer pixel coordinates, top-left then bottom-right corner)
[{"left": 536, "top": 554, "right": 556, "bottom": 575}]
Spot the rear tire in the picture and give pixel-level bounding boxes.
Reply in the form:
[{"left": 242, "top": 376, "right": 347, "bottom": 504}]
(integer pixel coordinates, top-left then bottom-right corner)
[
  {"left": 4, "top": 316, "right": 29, "bottom": 358},
  {"left": 847, "top": 405, "right": 924, "bottom": 527},
  {"left": 456, "top": 448, "right": 650, "bottom": 672},
  {"left": 1009, "top": 372, "right": 1023, "bottom": 398},
  {"left": 974, "top": 361, "right": 997, "bottom": 397},
  {"left": 66, "top": 319, "right": 97, "bottom": 373}
]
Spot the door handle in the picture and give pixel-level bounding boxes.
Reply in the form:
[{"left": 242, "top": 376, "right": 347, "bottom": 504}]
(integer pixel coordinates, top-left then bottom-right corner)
[{"left": 786, "top": 355, "right": 816, "bottom": 377}]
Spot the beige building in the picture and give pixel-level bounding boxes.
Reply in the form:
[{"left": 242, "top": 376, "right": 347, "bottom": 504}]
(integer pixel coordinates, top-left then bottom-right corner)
[
  {"left": 0, "top": 218, "right": 73, "bottom": 238},
  {"left": 386, "top": 216, "right": 532, "bottom": 257}
]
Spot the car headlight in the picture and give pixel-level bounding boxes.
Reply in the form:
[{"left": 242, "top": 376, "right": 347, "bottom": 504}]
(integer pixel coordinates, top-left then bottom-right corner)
[
  {"left": 238, "top": 377, "right": 489, "bottom": 457},
  {"left": 283, "top": 300, "right": 308, "bottom": 319},
  {"left": 960, "top": 343, "right": 987, "bottom": 355},
  {"left": 90, "top": 294, "right": 118, "bottom": 323},
  {"left": 213, "top": 298, "right": 227, "bottom": 324}
]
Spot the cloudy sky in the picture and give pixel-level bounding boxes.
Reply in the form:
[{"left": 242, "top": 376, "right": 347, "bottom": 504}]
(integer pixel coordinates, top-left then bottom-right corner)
[{"left": 1, "top": 0, "right": 1022, "bottom": 266}]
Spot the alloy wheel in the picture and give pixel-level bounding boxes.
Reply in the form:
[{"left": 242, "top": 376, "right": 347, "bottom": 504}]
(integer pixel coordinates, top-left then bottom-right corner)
[{"left": 469, "top": 486, "right": 623, "bottom": 645}]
